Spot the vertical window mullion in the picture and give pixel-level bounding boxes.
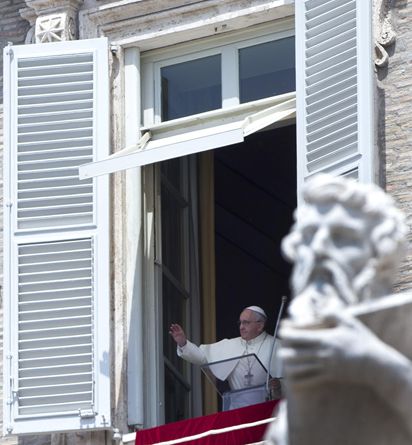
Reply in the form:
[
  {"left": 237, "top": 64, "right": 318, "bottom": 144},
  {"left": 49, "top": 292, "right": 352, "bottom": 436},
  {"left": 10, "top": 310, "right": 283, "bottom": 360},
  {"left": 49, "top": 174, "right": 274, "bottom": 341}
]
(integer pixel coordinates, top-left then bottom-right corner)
[
  {"left": 142, "top": 61, "right": 156, "bottom": 125},
  {"left": 221, "top": 46, "right": 239, "bottom": 109}
]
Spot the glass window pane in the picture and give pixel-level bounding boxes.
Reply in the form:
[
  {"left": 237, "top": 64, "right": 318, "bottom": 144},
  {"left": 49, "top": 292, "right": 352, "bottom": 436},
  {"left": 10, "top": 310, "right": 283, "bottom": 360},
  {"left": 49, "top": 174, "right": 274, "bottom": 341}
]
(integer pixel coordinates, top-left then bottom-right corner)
[
  {"left": 239, "top": 37, "right": 295, "bottom": 103},
  {"left": 161, "top": 158, "right": 184, "bottom": 195},
  {"left": 161, "top": 55, "right": 221, "bottom": 121},
  {"left": 164, "top": 365, "right": 190, "bottom": 423},
  {"left": 162, "top": 275, "right": 188, "bottom": 373},
  {"left": 161, "top": 184, "right": 187, "bottom": 283}
]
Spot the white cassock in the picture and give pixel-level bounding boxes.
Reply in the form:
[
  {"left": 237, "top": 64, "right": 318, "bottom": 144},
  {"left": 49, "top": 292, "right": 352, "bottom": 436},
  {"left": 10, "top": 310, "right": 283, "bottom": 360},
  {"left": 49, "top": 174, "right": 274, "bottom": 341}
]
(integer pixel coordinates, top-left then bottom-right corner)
[{"left": 177, "top": 331, "right": 282, "bottom": 391}]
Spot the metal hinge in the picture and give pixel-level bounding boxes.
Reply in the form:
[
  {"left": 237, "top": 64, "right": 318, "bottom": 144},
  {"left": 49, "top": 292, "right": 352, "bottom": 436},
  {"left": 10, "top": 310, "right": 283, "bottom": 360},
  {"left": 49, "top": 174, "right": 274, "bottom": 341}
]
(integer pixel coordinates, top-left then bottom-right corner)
[
  {"left": 5, "top": 43, "right": 13, "bottom": 57},
  {"left": 78, "top": 408, "right": 97, "bottom": 419}
]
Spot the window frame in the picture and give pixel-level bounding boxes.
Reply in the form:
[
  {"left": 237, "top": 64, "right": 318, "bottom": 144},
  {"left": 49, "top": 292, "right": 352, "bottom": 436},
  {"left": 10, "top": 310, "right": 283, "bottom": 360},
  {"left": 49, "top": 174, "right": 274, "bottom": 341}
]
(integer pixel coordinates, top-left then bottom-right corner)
[{"left": 142, "top": 20, "right": 295, "bottom": 127}]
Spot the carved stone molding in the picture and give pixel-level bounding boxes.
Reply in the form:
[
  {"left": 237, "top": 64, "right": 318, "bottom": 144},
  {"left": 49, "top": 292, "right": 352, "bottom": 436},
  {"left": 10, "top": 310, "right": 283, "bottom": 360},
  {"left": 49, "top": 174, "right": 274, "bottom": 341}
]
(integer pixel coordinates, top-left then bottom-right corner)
[
  {"left": 374, "top": 0, "right": 396, "bottom": 67},
  {"left": 36, "top": 13, "right": 75, "bottom": 42},
  {"left": 20, "top": 7, "right": 37, "bottom": 43},
  {"left": 23, "top": 0, "right": 83, "bottom": 43}
]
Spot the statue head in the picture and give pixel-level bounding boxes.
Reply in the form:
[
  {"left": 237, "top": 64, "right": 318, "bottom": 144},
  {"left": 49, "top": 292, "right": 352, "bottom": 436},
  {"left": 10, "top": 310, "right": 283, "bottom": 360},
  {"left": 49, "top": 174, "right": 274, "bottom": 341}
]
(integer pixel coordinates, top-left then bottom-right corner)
[{"left": 282, "top": 174, "right": 408, "bottom": 323}]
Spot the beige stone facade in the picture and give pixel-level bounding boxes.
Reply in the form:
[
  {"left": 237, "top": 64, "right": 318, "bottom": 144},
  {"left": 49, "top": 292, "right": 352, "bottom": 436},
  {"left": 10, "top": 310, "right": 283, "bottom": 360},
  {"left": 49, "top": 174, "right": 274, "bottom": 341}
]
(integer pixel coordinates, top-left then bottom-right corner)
[{"left": 380, "top": 1, "right": 412, "bottom": 292}]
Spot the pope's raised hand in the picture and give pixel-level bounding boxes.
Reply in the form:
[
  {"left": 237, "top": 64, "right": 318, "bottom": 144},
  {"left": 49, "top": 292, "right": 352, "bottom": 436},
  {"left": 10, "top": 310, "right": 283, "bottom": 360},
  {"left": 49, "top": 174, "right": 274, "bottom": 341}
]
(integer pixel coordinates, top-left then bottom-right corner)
[{"left": 169, "top": 323, "right": 187, "bottom": 347}]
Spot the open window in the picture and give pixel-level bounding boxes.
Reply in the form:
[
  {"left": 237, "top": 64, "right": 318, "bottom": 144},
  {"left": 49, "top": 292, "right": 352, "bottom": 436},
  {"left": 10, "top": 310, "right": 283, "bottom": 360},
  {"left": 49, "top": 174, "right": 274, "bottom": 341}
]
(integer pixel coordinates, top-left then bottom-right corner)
[
  {"left": 77, "top": 1, "right": 375, "bottom": 427},
  {"left": 135, "top": 25, "right": 297, "bottom": 425}
]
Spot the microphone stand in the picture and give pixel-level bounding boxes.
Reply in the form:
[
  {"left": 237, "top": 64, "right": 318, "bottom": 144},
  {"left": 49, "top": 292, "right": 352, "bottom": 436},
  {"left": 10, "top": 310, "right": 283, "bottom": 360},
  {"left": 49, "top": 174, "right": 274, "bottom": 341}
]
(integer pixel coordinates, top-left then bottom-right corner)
[{"left": 265, "top": 296, "right": 288, "bottom": 399}]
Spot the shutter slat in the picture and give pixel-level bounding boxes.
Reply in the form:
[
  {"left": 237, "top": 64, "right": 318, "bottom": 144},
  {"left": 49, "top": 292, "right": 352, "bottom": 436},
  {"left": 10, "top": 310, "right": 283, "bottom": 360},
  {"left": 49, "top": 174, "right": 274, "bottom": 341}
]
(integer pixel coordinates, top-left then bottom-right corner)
[
  {"left": 19, "top": 81, "right": 93, "bottom": 95},
  {"left": 20, "top": 371, "right": 92, "bottom": 384},
  {"left": 306, "top": 27, "right": 354, "bottom": 59},
  {"left": 18, "top": 178, "right": 91, "bottom": 188},
  {"left": 19, "top": 73, "right": 93, "bottom": 87},
  {"left": 305, "top": 47, "right": 356, "bottom": 78},
  {"left": 18, "top": 109, "right": 93, "bottom": 124},
  {"left": 20, "top": 299, "right": 91, "bottom": 310},
  {"left": 306, "top": 74, "right": 356, "bottom": 105},
  {"left": 306, "top": 64, "right": 356, "bottom": 94},
  {"left": 18, "top": 194, "right": 93, "bottom": 207},
  {"left": 19, "top": 185, "right": 92, "bottom": 198},
  {"left": 306, "top": 84, "right": 356, "bottom": 116},
  {"left": 305, "top": 55, "right": 357, "bottom": 87},
  {"left": 307, "top": 129, "right": 358, "bottom": 157},
  {"left": 18, "top": 138, "right": 92, "bottom": 151},
  {"left": 307, "top": 103, "right": 356, "bottom": 134},
  {"left": 19, "top": 120, "right": 93, "bottom": 134},
  {"left": 19, "top": 277, "right": 91, "bottom": 289},
  {"left": 20, "top": 345, "right": 92, "bottom": 360},
  {"left": 307, "top": 113, "right": 357, "bottom": 143},
  {"left": 19, "top": 401, "right": 92, "bottom": 416},
  {"left": 20, "top": 393, "right": 93, "bottom": 405},
  {"left": 18, "top": 131, "right": 93, "bottom": 144},
  {"left": 20, "top": 383, "right": 92, "bottom": 397},
  {"left": 18, "top": 162, "right": 91, "bottom": 173},
  {"left": 19, "top": 363, "right": 92, "bottom": 376},
  {"left": 19, "top": 153, "right": 92, "bottom": 166},
  {"left": 306, "top": 94, "right": 357, "bottom": 125},
  {"left": 18, "top": 92, "right": 93, "bottom": 107},
  {"left": 306, "top": 37, "right": 356, "bottom": 69},
  {"left": 20, "top": 248, "right": 91, "bottom": 259},
  {"left": 16, "top": 215, "right": 93, "bottom": 230},
  {"left": 306, "top": 2, "right": 356, "bottom": 30},
  {"left": 307, "top": 141, "right": 358, "bottom": 169},
  {"left": 19, "top": 256, "right": 91, "bottom": 267},
  {"left": 19, "top": 325, "right": 93, "bottom": 340},
  {"left": 305, "top": 17, "right": 356, "bottom": 50},
  {"left": 18, "top": 147, "right": 93, "bottom": 159},
  {"left": 19, "top": 305, "right": 92, "bottom": 317},
  {"left": 18, "top": 202, "right": 93, "bottom": 215},
  {"left": 18, "top": 99, "right": 93, "bottom": 112},
  {"left": 20, "top": 334, "right": 92, "bottom": 347}
]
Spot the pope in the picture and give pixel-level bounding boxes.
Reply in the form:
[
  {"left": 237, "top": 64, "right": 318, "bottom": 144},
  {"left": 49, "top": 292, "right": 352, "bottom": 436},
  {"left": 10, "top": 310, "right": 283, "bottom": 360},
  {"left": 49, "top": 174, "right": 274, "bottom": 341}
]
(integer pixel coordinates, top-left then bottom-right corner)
[{"left": 169, "top": 305, "right": 282, "bottom": 406}]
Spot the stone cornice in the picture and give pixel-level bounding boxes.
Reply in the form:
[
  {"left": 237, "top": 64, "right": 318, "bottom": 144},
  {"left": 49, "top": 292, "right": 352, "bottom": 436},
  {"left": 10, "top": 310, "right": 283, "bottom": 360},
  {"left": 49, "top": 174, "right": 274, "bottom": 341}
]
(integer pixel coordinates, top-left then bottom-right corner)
[
  {"left": 25, "top": 0, "right": 83, "bottom": 15},
  {"left": 79, "top": 0, "right": 294, "bottom": 46}
]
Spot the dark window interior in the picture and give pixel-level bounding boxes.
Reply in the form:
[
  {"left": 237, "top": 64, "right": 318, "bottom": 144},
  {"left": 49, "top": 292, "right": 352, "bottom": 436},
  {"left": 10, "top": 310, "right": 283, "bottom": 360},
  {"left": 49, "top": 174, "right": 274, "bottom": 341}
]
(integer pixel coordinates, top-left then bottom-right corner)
[{"left": 214, "top": 124, "right": 296, "bottom": 340}]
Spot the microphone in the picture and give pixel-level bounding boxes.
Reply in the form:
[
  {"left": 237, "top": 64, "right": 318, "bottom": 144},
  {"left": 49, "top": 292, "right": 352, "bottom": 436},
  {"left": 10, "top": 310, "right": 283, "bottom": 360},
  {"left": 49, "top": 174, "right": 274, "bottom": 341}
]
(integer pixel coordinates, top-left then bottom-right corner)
[{"left": 265, "top": 296, "right": 288, "bottom": 399}]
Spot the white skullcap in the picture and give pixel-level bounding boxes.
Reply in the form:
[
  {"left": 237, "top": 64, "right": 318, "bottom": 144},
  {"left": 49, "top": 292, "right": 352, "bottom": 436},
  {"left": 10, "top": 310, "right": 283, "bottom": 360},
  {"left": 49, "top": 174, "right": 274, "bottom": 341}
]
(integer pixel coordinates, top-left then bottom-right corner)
[{"left": 245, "top": 306, "right": 267, "bottom": 318}]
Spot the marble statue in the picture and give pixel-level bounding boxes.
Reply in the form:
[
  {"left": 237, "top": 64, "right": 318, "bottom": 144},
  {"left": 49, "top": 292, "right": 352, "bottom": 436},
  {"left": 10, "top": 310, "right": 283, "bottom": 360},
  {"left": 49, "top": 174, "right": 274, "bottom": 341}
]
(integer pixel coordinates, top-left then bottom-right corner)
[{"left": 265, "top": 174, "right": 412, "bottom": 445}]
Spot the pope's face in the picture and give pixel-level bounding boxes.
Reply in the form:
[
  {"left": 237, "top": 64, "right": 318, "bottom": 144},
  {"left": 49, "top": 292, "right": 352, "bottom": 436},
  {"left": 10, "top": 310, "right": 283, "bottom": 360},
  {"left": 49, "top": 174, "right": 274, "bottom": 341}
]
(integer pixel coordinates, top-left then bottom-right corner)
[
  {"left": 293, "top": 202, "right": 374, "bottom": 307},
  {"left": 238, "top": 309, "right": 264, "bottom": 341}
]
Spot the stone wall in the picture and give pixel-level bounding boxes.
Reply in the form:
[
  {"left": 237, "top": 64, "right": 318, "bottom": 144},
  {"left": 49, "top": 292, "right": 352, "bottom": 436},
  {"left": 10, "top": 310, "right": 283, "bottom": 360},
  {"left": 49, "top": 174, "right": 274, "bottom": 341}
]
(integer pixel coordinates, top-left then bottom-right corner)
[
  {"left": 0, "top": 0, "right": 30, "bottom": 98},
  {"left": 381, "top": 0, "right": 412, "bottom": 293}
]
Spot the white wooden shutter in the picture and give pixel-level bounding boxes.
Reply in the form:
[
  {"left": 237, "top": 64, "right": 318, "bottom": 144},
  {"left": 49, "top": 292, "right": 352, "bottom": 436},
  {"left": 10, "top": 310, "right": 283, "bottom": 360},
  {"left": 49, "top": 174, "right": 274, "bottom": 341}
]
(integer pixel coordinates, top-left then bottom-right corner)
[
  {"left": 296, "top": 0, "right": 374, "bottom": 192},
  {"left": 3, "top": 38, "right": 110, "bottom": 435}
]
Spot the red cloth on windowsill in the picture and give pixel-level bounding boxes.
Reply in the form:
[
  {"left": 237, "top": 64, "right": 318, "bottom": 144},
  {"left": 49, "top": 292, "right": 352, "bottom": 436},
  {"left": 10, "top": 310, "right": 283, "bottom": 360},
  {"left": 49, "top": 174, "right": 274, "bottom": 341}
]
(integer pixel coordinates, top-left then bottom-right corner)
[{"left": 135, "top": 399, "right": 279, "bottom": 445}]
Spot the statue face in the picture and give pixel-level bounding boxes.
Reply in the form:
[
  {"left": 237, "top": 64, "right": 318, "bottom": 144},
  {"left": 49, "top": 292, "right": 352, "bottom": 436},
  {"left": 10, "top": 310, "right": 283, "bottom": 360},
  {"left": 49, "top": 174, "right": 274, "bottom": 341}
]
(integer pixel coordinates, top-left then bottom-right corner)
[{"left": 290, "top": 202, "right": 374, "bottom": 321}]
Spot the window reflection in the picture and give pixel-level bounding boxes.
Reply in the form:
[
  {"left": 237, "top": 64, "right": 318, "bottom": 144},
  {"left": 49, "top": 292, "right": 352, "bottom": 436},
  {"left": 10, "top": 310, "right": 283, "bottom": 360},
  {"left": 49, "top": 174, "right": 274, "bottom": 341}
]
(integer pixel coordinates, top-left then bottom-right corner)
[
  {"left": 239, "top": 37, "right": 295, "bottom": 103},
  {"left": 161, "top": 55, "right": 221, "bottom": 121}
]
